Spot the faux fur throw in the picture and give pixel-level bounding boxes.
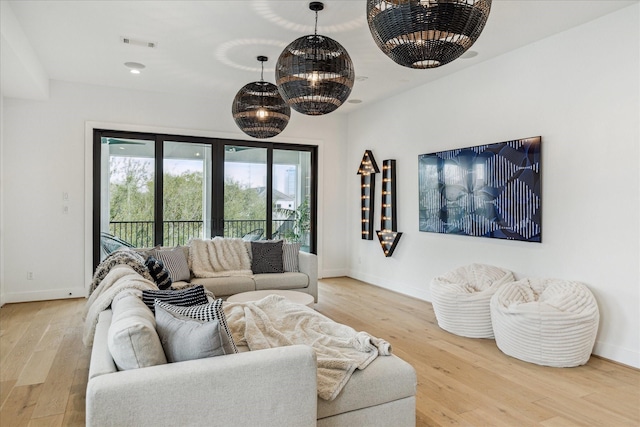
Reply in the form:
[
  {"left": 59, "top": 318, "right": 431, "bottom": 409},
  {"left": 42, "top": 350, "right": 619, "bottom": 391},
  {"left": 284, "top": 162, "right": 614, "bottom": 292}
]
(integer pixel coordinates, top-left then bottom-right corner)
[
  {"left": 189, "top": 237, "right": 252, "bottom": 278},
  {"left": 224, "top": 295, "right": 391, "bottom": 401},
  {"left": 89, "top": 249, "right": 152, "bottom": 296},
  {"left": 82, "top": 265, "right": 158, "bottom": 346}
]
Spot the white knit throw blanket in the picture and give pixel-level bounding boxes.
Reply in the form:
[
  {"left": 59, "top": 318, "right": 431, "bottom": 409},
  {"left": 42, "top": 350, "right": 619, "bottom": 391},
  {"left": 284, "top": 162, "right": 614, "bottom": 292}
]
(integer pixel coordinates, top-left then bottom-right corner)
[
  {"left": 223, "top": 295, "right": 392, "bottom": 401},
  {"left": 82, "top": 265, "right": 158, "bottom": 346},
  {"left": 189, "top": 237, "right": 253, "bottom": 278}
]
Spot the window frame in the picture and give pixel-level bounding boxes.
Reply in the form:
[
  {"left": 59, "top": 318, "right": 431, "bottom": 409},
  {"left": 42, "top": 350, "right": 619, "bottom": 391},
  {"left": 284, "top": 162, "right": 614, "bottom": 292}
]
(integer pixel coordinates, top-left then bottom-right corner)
[{"left": 92, "top": 129, "right": 317, "bottom": 269}]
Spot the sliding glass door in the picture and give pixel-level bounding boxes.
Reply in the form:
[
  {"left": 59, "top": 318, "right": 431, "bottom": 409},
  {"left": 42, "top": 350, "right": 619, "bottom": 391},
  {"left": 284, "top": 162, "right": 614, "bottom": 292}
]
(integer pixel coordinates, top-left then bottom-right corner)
[
  {"left": 93, "top": 130, "right": 317, "bottom": 268},
  {"left": 163, "top": 141, "right": 213, "bottom": 245},
  {"left": 223, "top": 145, "right": 268, "bottom": 240},
  {"left": 98, "top": 136, "right": 156, "bottom": 251},
  {"left": 273, "top": 149, "right": 313, "bottom": 251}
]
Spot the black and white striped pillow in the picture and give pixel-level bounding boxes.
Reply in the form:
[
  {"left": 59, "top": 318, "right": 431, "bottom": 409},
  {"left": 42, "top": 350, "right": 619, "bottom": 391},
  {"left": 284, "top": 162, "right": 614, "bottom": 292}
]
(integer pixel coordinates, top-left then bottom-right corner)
[
  {"left": 142, "top": 285, "right": 208, "bottom": 313},
  {"left": 153, "top": 246, "right": 191, "bottom": 282},
  {"left": 155, "top": 299, "right": 238, "bottom": 354},
  {"left": 282, "top": 242, "right": 301, "bottom": 273},
  {"left": 145, "top": 256, "right": 172, "bottom": 290}
]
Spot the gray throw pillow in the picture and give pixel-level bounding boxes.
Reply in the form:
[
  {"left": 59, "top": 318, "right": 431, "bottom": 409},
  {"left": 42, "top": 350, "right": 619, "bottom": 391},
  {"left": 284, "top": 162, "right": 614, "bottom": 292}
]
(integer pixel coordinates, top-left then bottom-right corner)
[
  {"left": 155, "top": 299, "right": 237, "bottom": 354},
  {"left": 251, "top": 240, "right": 284, "bottom": 274},
  {"left": 155, "top": 303, "right": 226, "bottom": 363}
]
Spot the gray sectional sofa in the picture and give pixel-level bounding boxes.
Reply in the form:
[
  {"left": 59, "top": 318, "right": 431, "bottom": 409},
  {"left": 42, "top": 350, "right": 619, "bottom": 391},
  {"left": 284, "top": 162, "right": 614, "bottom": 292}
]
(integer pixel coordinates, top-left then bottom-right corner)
[
  {"left": 85, "top": 239, "right": 417, "bottom": 426},
  {"left": 87, "top": 309, "right": 417, "bottom": 426}
]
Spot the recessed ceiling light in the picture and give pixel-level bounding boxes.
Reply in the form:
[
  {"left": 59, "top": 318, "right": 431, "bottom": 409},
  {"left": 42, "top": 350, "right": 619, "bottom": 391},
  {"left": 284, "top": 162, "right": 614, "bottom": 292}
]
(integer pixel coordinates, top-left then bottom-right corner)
[
  {"left": 124, "top": 62, "right": 145, "bottom": 74},
  {"left": 461, "top": 50, "right": 478, "bottom": 59},
  {"left": 348, "top": 99, "right": 363, "bottom": 104}
]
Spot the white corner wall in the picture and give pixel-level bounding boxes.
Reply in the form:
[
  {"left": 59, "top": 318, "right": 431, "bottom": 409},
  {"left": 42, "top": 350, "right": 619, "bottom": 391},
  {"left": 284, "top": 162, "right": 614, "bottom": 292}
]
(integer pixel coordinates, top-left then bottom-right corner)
[
  {"left": 0, "top": 93, "right": 5, "bottom": 307},
  {"left": 2, "top": 81, "right": 349, "bottom": 304},
  {"left": 346, "top": 5, "right": 639, "bottom": 368}
]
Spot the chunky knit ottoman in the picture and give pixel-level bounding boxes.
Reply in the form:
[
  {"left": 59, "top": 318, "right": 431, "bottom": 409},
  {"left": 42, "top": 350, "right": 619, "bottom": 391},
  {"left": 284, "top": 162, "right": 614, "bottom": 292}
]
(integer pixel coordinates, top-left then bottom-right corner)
[
  {"left": 430, "top": 264, "right": 515, "bottom": 338},
  {"left": 490, "top": 278, "right": 600, "bottom": 367}
]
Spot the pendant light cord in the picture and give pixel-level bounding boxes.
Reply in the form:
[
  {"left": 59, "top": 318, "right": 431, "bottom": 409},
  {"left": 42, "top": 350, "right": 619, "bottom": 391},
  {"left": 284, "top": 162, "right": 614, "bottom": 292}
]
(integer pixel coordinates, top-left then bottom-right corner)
[
  {"left": 260, "top": 60, "right": 264, "bottom": 82},
  {"left": 314, "top": 9, "right": 318, "bottom": 36}
]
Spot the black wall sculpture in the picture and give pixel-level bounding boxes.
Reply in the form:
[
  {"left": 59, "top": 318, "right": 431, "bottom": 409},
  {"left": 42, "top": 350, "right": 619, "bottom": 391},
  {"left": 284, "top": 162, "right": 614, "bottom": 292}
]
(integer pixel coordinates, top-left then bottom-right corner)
[
  {"left": 376, "top": 159, "right": 402, "bottom": 256},
  {"left": 357, "top": 150, "right": 379, "bottom": 240}
]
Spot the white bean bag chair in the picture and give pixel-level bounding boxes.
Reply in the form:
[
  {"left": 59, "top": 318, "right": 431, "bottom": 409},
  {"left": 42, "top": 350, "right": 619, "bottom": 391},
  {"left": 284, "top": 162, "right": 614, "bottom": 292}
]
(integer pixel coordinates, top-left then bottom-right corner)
[
  {"left": 490, "top": 278, "right": 599, "bottom": 367},
  {"left": 431, "top": 264, "right": 515, "bottom": 338}
]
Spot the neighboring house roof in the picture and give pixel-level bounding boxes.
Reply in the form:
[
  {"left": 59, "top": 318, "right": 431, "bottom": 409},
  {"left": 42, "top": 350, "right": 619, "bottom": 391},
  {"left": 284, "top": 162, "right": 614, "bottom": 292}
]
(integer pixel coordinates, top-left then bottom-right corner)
[{"left": 254, "top": 187, "right": 295, "bottom": 203}]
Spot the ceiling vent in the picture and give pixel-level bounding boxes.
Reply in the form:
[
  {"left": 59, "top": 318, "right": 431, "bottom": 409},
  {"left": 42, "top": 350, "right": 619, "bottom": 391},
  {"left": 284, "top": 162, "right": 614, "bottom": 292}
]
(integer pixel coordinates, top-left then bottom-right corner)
[{"left": 121, "top": 36, "right": 157, "bottom": 48}]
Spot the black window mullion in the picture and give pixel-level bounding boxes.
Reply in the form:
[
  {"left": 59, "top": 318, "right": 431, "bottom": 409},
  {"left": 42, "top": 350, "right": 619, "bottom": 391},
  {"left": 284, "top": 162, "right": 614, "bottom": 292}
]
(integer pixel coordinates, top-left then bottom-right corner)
[
  {"left": 154, "top": 137, "right": 164, "bottom": 246},
  {"left": 212, "top": 140, "right": 225, "bottom": 237},
  {"left": 310, "top": 146, "right": 318, "bottom": 254},
  {"left": 93, "top": 131, "right": 104, "bottom": 268},
  {"left": 266, "top": 146, "right": 274, "bottom": 239}
]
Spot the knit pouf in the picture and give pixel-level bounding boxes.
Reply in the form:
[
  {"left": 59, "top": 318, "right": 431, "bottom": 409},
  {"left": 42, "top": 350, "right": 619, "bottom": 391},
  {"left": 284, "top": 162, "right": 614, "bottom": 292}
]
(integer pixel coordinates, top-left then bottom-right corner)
[
  {"left": 431, "top": 264, "right": 515, "bottom": 338},
  {"left": 490, "top": 278, "right": 600, "bottom": 367}
]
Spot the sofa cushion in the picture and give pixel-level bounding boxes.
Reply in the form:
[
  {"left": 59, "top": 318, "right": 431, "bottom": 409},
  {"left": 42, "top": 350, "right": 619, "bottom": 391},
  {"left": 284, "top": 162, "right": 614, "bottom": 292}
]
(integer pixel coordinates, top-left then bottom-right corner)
[
  {"left": 317, "top": 354, "right": 417, "bottom": 419},
  {"left": 251, "top": 240, "right": 284, "bottom": 274},
  {"left": 155, "top": 303, "right": 226, "bottom": 362},
  {"left": 254, "top": 272, "right": 309, "bottom": 291},
  {"left": 283, "top": 242, "right": 301, "bottom": 272},
  {"left": 190, "top": 276, "right": 255, "bottom": 297},
  {"left": 107, "top": 293, "right": 167, "bottom": 370},
  {"left": 153, "top": 246, "right": 191, "bottom": 281},
  {"left": 144, "top": 256, "right": 172, "bottom": 290},
  {"left": 141, "top": 285, "right": 208, "bottom": 313},
  {"left": 155, "top": 299, "right": 238, "bottom": 354}
]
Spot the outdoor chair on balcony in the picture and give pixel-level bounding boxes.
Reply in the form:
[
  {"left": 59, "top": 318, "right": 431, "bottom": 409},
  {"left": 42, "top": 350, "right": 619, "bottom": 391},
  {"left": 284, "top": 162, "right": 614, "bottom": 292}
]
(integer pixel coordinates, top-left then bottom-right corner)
[
  {"left": 100, "top": 232, "right": 134, "bottom": 258},
  {"left": 242, "top": 229, "right": 263, "bottom": 241}
]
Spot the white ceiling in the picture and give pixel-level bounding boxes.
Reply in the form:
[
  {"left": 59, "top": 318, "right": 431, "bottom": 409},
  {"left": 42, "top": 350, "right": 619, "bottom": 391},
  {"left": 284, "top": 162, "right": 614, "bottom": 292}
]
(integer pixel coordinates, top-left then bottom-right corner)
[{"left": 2, "top": 0, "right": 637, "bottom": 114}]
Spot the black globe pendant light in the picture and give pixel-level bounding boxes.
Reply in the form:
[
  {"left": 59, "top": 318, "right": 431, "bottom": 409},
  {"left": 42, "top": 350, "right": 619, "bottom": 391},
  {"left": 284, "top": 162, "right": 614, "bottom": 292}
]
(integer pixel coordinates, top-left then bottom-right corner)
[
  {"left": 276, "top": 2, "right": 355, "bottom": 116},
  {"left": 366, "top": 0, "right": 492, "bottom": 69},
  {"left": 232, "top": 56, "right": 291, "bottom": 139}
]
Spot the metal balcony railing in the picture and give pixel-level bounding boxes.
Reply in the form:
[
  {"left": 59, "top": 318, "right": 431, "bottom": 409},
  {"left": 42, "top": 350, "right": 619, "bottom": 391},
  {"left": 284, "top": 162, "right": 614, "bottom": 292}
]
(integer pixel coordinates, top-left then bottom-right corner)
[{"left": 109, "top": 219, "right": 297, "bottom": 247}]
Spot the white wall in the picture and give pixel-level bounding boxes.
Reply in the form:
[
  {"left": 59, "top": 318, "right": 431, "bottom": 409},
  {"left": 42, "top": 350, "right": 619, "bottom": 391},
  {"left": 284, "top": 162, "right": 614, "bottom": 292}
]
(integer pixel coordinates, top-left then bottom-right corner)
[
  {"left": 346, "top": 5, "right": 639, "bottom": 368},
  {"left": 0, "top": 93, "right": 5, "bottom": 307},
  {"left": 2, "top": 80, "right": 349, "bottom": 303}
]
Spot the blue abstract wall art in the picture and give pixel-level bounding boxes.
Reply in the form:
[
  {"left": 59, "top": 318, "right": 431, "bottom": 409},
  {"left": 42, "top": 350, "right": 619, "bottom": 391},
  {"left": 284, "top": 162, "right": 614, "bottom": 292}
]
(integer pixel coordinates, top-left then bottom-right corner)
[{"left": 418, "top": 136, "right": 541, "bottom": 242}]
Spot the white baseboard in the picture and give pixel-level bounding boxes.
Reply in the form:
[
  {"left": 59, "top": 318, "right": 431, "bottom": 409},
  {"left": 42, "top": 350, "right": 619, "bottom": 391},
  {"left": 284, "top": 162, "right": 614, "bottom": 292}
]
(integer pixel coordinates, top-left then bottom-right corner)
[
  {"left": 593, "top": 340, "right": 640, "bottom": 369},
  {"left": 350, "top": 269, "right": 639, "bottom": 369},
  {"left": 3, "top": 287, "right": 86, "bottom": 304},
  {"left": 347, "top": 269, "right": 431, "bottom": 302},
  {"left": 320, "top": 268, "right": 349, "bottom": 278}
]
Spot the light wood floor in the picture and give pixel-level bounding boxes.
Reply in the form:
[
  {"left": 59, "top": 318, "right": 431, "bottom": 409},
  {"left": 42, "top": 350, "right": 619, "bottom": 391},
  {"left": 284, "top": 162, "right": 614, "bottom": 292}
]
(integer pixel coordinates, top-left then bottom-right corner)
[{"left": 1, "top": 277, "right": 639, "bottom": 426}]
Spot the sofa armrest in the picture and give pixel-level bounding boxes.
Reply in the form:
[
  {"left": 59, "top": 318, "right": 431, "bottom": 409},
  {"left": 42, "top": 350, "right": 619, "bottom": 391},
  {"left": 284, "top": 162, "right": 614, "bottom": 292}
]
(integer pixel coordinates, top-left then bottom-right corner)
[
  {"left": 298, "top": 251, "right": 318, "bottom": 302},
  {"left": 86, "top": 345, "right": 317, "bottom": 427}
]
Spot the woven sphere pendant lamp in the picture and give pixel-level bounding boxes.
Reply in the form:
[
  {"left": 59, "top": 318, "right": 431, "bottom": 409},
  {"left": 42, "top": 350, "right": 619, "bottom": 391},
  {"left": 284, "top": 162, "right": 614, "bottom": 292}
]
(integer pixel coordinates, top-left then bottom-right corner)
[
  {"left": 366, "top": 0, "right": 492, "bottom": 69},
  {"left": 276, "top": 2, "right": 355, "bottom": 116},
  {"left": 232, "top": 56, "right": 291, "bottom": 139}
]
